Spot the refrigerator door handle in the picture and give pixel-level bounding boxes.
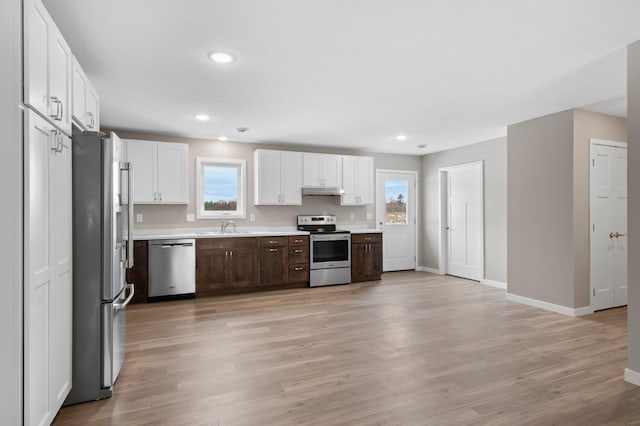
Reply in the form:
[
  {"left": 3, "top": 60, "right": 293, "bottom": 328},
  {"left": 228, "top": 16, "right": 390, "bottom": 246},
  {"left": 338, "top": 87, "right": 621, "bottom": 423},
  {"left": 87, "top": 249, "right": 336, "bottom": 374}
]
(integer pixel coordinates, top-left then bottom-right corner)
[
  {"left": 122, "top": 162, "right": 135, "bottom": 268},
  {"left": 114, "top": 284, "right": 135, "bottom": 311}
]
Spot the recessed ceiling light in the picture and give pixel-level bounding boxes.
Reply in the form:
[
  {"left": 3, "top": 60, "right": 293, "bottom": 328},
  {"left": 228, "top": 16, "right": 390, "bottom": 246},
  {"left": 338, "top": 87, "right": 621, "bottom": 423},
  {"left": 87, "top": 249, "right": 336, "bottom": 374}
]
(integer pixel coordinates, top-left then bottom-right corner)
[
  {"left": 194, "top": 114, "right": 210, "bottom": 121},
  {"left": 217, "top": 136, "right": 229, "bottom": 141},
  {"left": 209, "top": 51, "right": 235, "bottom": 64},
  {"left": 396, "top": 134, "right": 407, "bottom": 141}
]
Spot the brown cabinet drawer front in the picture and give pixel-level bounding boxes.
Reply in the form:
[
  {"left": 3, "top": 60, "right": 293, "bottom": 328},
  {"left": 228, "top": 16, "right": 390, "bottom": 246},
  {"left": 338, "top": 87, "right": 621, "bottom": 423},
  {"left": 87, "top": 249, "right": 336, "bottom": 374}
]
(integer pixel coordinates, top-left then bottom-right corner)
[
  {"left": 288, "top": 264, "right": 309, "bottom": 283},
  {"left": 288, "top": 236, "right": 309, "bottom": 246},
  {"left": 351, "top": 233, "right": 382, "bottom": 244},
  {"left": 259, "top": 236, "right": 287, "bottom": 247},
  {"left": 197, "top": 237, "right": 257, "bottom": 250},
  {"left": 288, "top": 246, "right": 308, "bottom": 263}
]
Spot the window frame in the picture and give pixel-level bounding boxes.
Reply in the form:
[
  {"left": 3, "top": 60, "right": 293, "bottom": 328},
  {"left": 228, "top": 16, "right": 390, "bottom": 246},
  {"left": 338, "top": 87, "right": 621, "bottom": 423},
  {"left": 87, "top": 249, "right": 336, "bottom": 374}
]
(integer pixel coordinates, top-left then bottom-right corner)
[{"left": 195, "top": 157, "right": 246, "bottom": 219}]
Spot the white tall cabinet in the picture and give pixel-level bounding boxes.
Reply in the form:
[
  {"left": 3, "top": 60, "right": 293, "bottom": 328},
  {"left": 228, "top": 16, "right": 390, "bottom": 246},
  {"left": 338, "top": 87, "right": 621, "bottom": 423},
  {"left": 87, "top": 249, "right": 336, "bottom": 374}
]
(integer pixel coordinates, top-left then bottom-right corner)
[
  {"left": 254, "top": 149, "right": 303, "bottom": 205},
  {"left": 125, "top": 140, "right": 189, "bottom": 204},
  {"left": 341, "top": 155, "right": 374, "bottom": 205},
  {"left": 24, "top": 110, "right": 73, "bottom": 426},
  {"left": 23, "top": 0, "right": 79, "bottom": 424}
]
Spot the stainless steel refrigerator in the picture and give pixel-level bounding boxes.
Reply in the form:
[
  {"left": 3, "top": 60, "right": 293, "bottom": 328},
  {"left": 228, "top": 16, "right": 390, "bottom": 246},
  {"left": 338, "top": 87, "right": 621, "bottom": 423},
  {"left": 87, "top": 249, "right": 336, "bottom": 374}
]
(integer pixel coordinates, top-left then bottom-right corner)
[{"left": 65, "top": 127, "right": 135, "bottom": 405}]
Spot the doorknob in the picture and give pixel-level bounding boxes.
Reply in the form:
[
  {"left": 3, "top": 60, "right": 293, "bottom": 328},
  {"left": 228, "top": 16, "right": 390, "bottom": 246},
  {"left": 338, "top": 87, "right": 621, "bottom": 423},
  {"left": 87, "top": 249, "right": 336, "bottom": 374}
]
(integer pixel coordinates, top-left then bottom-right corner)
[{"left": 615, "top": 232, "right": 626, "bottom": 238}]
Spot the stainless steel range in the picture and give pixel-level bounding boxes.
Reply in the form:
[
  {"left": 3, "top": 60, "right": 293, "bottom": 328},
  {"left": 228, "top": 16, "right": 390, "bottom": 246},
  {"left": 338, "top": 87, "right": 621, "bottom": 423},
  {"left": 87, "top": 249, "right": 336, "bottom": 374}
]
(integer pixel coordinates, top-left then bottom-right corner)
[{"left": 297, "top": 215, "right": 351, "bottom": 287}]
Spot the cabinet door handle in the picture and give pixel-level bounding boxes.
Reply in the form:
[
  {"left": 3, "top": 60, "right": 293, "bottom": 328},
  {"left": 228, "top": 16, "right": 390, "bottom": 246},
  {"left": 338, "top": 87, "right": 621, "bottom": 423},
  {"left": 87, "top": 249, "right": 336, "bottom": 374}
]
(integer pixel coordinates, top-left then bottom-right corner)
[
  {"left": 268, "top": 248, "right": 278, "bottom": 252},
  {"left": 153, "top": 192, "right": 157, "bottom": 201},
  {"left": 50, "top": 96, "right": 62, "bottom": 120},
  {"left": 294, "top": 249, "right": 303, "bottom": 253},
  {"left": 86, "top": 111, "right": 94, "bottom": 128},
  {"left": 159, "top": 192, "right": 162, "bottom": 201},
  {"left": 294, "top": 266, "right": 303, "bottom": 271}
]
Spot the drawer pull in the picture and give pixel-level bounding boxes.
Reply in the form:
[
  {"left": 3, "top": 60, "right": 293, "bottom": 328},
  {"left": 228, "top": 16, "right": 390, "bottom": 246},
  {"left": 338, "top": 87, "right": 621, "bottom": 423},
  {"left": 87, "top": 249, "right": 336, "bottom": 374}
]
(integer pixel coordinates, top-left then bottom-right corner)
[
  {"left": 294, "top": 239, "right": 303, "bottom": 243},
  {"left": 294, "top": 266, "right": 304, "bottom": 271},
  {"left": 268, "top": 248, "right": 278, "bottom": 252},
  {"left": 268, "top": 240, "right": 278, "bottom": 244},
  {"left": 364, "top": 237, "right": 372, "bottom": 241},
  {"left": 294, "top": 249, "right": 303, "bottom": 253}
]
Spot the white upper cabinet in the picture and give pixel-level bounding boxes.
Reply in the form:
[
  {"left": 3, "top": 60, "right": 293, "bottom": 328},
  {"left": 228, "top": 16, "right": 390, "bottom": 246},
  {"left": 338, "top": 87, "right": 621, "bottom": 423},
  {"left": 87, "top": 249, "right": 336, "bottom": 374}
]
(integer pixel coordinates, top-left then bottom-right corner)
[
  {"left": 156, "top": 143, "right": 189, "bottom": 203},
  {"left": 254, "top": 149, "right": 302, "bottom": 205},
  {"left": 24, "top": 0, "right": 72, "bottom": 135},
  {"left": 341, "top": 155, "right": 374, "bottom": 206},
  {"left": 125, "top": 140, "right": 188, "bottom": 204},
  {"left": 303, "top": 153, "right": 342, "bottom": 187},
  {"left": 71, "top": 57, "right": 100, "bottom": 131}
]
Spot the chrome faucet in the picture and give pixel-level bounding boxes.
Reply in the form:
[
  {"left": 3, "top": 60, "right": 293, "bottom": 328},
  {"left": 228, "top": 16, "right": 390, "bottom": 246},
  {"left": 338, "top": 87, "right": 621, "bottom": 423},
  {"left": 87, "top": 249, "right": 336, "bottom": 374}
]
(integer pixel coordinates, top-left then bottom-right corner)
[{"left": 221, "top": 219, "right": 237, "bottom": 233}]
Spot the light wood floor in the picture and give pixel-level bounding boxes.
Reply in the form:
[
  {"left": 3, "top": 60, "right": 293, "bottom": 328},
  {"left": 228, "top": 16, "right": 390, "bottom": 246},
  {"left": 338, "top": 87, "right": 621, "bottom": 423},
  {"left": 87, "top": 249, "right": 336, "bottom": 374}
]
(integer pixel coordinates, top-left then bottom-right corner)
[{"left": 54, "top": 272, "right": 640, "bottom": 425}]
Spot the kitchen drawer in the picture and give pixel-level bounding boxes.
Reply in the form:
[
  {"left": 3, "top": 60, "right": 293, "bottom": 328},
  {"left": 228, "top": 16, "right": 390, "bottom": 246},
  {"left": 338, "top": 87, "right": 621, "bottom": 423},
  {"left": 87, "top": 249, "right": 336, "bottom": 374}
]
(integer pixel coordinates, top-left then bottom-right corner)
[
  {"left": 259, "top": 236, "right": 287, "bottom": 247},
  {"left": 197, "top": 237, "right": 258, "bottom": 250},
  {"left": 288, "top": 235, "right": 309, "bottom": 246},
  {"left": 288, "top": 264, "right": 309, "bottom": 283},
  {"left": 351, "top": 233, "right": 382, "bottom": 244},
  {"left": 288, "top": 246, "right": 308, "bottom": 264}
]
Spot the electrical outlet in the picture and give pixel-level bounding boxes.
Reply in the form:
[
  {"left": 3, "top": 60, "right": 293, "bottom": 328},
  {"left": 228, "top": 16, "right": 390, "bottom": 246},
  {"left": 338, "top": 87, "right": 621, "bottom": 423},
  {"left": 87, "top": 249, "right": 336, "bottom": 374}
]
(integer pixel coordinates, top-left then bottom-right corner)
[
  {"left": 186, "top": 213, "right": 195, "bottom": 222},
  {"left": 349, "top": 213, "right": 355, "bottom": 221},
  {"left": 250, "top": 213, "right": 256, "bottom": 222},
  {"left": 366, "top": 212, "right": 373, "bottom": 220},
  {"left": 136, "top": 213, "right": 143, "bottom": 223}
]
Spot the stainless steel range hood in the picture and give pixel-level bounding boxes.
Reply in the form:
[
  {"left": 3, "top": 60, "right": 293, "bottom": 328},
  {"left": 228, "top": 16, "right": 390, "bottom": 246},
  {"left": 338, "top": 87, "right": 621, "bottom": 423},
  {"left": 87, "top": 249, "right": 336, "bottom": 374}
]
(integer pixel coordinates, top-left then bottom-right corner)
[{"left": 301, "top": 187, "right": 346, "bottom": 196}]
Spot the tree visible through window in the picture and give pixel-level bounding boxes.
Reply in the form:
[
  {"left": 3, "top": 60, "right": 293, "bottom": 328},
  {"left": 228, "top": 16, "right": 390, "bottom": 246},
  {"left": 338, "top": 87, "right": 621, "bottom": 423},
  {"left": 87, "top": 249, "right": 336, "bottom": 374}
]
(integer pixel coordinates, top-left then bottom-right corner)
[
  {"left": 196, "top": 158, "right": 246, "bottom": 218},
  {"left": 385, "top": 179, "right": 408, "bottom": 224}
]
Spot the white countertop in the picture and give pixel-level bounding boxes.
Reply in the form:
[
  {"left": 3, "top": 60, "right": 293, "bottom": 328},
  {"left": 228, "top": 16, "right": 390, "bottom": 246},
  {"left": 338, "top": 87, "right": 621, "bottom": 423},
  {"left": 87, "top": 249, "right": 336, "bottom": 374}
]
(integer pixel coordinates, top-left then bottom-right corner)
[
  {"left": 133, "top": 226, "right": 382, "bottom": 240},
  {"left": 349, "top": 229, "right": 383, "bottom": 234}
]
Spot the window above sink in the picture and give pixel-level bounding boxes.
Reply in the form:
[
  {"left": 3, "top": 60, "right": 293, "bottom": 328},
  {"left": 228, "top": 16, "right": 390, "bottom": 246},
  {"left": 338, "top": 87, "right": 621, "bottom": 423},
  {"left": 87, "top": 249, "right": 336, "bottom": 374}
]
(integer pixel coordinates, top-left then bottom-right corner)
[{"left": 196, "top": 157, "right": 246, "bottom": 219}]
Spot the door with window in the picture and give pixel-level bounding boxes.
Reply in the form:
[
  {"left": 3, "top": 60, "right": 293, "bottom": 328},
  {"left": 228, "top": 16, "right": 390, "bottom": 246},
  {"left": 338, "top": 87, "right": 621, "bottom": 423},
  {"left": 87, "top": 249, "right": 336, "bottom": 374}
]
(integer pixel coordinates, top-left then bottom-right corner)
[
  {"left": 376, "top": 170, "right": 417, "bottom": 271},
  {"left": 590, "top": 139, "right": 627, "bottom": 311}
]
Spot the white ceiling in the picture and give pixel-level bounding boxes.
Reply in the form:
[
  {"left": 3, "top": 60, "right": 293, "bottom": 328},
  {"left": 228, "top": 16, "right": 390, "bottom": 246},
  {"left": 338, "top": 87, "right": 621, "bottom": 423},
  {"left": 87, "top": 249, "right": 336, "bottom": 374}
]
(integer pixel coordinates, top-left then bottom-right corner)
[{"left": 44, "top": 0, "right": 640, "bottom": 155}]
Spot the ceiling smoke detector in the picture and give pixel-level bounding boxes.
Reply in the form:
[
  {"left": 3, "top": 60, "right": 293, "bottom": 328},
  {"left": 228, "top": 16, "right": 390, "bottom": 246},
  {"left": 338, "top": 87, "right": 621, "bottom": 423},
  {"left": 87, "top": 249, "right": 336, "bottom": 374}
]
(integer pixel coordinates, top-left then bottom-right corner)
[{"left": 236, "top": 127, "right": 249, "bottom": 133}]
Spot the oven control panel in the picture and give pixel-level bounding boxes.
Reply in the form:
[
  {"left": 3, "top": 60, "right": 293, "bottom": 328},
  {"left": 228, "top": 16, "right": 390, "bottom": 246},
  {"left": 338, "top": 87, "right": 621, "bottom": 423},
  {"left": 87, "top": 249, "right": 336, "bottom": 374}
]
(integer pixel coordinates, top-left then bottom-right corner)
[{"left": 297, "top": 215, "right": 336, "bottom": 225}]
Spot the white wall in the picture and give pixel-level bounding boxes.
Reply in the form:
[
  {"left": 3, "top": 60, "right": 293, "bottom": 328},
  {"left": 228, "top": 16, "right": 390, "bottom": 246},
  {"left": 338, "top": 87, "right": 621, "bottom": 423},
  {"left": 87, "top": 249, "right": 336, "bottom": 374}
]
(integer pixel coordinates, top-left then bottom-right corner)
[
  {"left": 420, "top": 137, "right": 507, "bottom": 283},
  {"left": 0, "top": 0, "right": 23, "bottom": 423}
]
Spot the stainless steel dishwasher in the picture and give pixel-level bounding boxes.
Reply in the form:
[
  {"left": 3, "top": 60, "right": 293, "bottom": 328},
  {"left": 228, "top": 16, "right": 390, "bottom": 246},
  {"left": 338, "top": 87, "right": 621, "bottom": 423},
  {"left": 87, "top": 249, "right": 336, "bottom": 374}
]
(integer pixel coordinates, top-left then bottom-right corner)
[{"left": 148, "top": 239, "right": 196, "bottom": 300}]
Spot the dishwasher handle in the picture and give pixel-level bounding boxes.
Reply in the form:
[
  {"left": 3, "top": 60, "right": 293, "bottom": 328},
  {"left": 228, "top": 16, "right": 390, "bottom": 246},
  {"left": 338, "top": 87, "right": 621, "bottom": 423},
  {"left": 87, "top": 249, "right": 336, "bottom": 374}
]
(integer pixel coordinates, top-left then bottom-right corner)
[{"left": 159, "top": 243, "right": 194, "bottom": 248}]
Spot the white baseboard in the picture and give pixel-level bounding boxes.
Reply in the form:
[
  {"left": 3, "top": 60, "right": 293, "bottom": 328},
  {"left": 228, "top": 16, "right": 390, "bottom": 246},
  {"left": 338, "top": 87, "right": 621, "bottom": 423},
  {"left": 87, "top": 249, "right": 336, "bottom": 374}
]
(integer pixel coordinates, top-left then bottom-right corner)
[
  {"left": 416, "top": 266, "right": 444, "bottom": 275},
  {"left": 480, "top": 279, "right": 507, "bottom": 290},
  {"left": 505, "top": 293, "right": 593, "bottom": 317},
  {"left": 625, "top": 368, "right": 640, "bottom": 387}
]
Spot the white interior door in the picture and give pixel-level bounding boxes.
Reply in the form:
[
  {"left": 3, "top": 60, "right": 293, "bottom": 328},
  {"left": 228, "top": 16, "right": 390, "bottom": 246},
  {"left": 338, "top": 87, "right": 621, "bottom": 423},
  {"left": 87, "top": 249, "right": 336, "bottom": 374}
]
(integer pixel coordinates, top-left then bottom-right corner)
[
  {"left": 376, "top": 170, "right": 417, "bottom": 271},
  {"left": 441, "top": 162, "right": 483, "bottom": 281},
  {"left": 590, "top": 139, "right": 627, "bottom": 311}
]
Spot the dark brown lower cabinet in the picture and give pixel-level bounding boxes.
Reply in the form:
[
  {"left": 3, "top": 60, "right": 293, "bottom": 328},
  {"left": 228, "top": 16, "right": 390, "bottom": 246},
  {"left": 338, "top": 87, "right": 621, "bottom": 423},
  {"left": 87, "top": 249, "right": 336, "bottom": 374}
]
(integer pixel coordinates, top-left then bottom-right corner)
[
  {"left": 351, "top": 233, "right": 383, "bottom": 283},
  {"left": 196, "top": 237, "right": 259, "bottom": 296},
  {"left": 287, "top": 236, "right": 309, "bottom": 284},
  {"left": 126, "top": 240, "right": 148, "bottom": 303},
  {"left": 259, "top": 236, "right": 288, "bottom": 286}
]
